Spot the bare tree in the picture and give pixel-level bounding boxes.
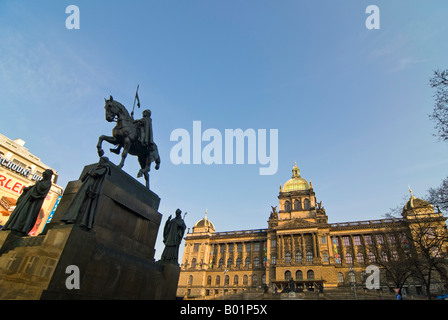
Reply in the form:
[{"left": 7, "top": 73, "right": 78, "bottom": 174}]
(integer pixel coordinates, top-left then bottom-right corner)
[{"left": 429, "top": 69, "right": 448, "bottom": 141}]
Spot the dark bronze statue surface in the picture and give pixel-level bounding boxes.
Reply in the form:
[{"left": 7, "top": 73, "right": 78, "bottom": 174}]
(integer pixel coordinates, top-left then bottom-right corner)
[
  {"left": 2, "top": 169, "right": 53, "bottom": 235},
  {"left": 97, "top": 95, "right": 160, "bottom": 188},
  {"left": 60, "top": 156, "right": 111, "bottom": 230},
  {"left": 161, "top": 209, "right": 186, "bottom": 265}
]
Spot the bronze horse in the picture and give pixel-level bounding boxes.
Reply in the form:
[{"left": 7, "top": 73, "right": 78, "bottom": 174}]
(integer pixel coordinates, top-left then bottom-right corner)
[{"left": 97, "top": 96, "right": 160, "bottom": 188}]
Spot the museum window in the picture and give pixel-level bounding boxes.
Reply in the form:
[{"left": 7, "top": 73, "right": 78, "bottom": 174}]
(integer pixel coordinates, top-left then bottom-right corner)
[
  {"left": 321, "top": 236, "right": 326, "bottom": 244},
  {"left": 234, "top": 275, "right": 239, "bottom": 285},
  {"left": 227, "top": 258, "right": 233, "bottom": 268},
  {"left": 364, "top": 235, "right": 372, "bottom": 245},
  {"left": 376, "top": 234, "right": 384, "bottom": 244},
  {"left": 245, "top": 257, "right": 250, "bottom": 267},
  {"left": 237, "top": 243, "right": 243, "bottom": 252},
  {"left": 296, "top": 270, "right": 303, "bottom": 280},
  {"left": 322, "top": 253, "right": 328, "bottom": 262},
  {"left": 271, "top": 255, "right": 276, "bottom": 265},
  {"left": 254, "top": 242, "right": 260, "bottom": 251},
  {"left": 306, "top": 252, "right": 313, "bottom": 262},
  {"left": 285, "top": 271, "right": 292, "bottom": 281},
  {"left": 285, "top": 201, "right": 291, "bottom": 212},
  {"left": 271, "top": 239, "right": 277, "bottom": 247},
  {"left": 193, "top": 243, "right": 200, "bottom": 252},
  {"left": 262, "top": 274, "right": 266, "bottom": 285},
  {"left": 252, "top": 275, "right": 258, "bottom": 286},
  {"left": 348, "top": 271, "right": 355, "bottom": 283},
  {"left": 191, "top": 258, "right": 197, "bottom": 269},
  {"left": 337, "top": 272, "right": 344, "bottom": 284},
  {"left": 254, "top": 257, "right": 260, "bottom": 267},
  {"left": 356, "top": 253, "right": 364, "bottom": 264},
  {"left": 342, "top": 236, "right": 350, "bottom": 247},
  {"left": 368, "top": 252, "right": 376, "bottom": 263},
  {"left": 225, "top": 275, "right": 229, "bottom": 286},
  {"left": 188, "top": 275, "right": 193, "bottom": 285},
  {"left": 388, "top": 234, "right": 396, "bottom": 244},
  {"left": 295, "top": 252, "right": 302, "bottom": 263},
  {"left": 303, "top": 199, "right": 311, "bottom": 210},
  {"left": 219, "top": 258, "right": 224, "bottom": 268},
  {"left": 243, "top": 275, "right": 248, "bottom": 286},
  {"left": 294, "top": 199, "right": 301, "bottom": 210},
  {"left": 24, "top": 256, "right": 37, "bottom": 274},
  {"left": 353, "top": 236, "right": 361, "bottom": 246},
  {"left": 245, "top": 243, "right": 251, "bottom": 252},
  {"left": 236, "top": 257, "right": 242, "bottom": 267},
  {"left": 216, "top": 275, "right": 221, "bottom": 285},
  {"left": 307, "top": 270, "right": 314, "bottom": 280},
  {"left": 207, "top": 276, "right": 212, "bottom": 286},
  {"left": 220, "top": 244, "right": 226, "bottom": 253},
  {"left": 285, "top": 252, "right": 291, "bottom": 263},
  {"left": 345, "top": 253, "right": 353, "bottom": 264},
  {"left": 228, "top": 244, "right": 234, "bottom": 253}
]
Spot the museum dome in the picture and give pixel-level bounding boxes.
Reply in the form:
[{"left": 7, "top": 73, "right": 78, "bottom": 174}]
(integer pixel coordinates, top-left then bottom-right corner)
[
  {"left": 193, "top": 210, "right": 215, "bottom": 233},
  {"left": 281, "top": 163, "right": 310, "bottom": 192},
  {"left": 402, "top": 188, "right": 433, "bottom": 216}
]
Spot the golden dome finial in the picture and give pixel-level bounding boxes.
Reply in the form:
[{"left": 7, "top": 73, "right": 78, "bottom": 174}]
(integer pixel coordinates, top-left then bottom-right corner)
[{"left": 292, "top": 162, "right": 300, "bottom": 178}]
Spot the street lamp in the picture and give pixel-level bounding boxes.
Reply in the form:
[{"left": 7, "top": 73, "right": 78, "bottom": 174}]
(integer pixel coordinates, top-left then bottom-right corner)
[
  {"left": 349, "top": 267, "right": 358, "bottom": 300},
  {"left": 222, "top": 269, "right": 229, "bottom": 300}
]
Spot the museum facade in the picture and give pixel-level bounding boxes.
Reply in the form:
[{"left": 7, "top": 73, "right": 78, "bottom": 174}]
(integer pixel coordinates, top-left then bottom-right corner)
[
  {"left": 177, "top": 163, "right": 448, "bottom": 299},
  {"left": 0, "top": 133, "right": 63, "bottom": 235}
]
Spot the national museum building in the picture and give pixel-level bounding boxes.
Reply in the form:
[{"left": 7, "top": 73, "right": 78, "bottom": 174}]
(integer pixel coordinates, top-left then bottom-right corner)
[
  {"left": 0, "top": 133, "right": 63, "bottom": 235},
  {"left": 177, "top": 163, "right": 448, "bottom": 299}
]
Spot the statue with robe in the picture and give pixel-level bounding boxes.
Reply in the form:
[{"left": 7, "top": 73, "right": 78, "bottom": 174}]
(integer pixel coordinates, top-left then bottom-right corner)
[
  {"left": 60, "top": 157, "right": 111, "bottom": 230},
  {"left": 2, "top": 169, "right": 53, "bottom": 235},
  {"left": 160, "top": 209, "right": 186, "bottom": 265}
]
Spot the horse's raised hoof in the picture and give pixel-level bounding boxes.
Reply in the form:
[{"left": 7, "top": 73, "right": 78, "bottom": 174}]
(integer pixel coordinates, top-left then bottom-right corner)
[
  {"left": 137, "top": 170, "right": 143, "bottom": 178},
  {"left": 110, "top": 148, "right": 120, "bottom": 154},
  {"left": 97, "top": 149, "right": 104, "bottom": 157},
  {"left": 155, "top": 164, "right": 160, "bottom": 170}
]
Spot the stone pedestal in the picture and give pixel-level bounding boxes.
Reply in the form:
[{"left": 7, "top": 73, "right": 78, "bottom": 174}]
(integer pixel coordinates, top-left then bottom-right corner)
[{"left": 0, "top": 161, "right": 180, "bottom": 300}]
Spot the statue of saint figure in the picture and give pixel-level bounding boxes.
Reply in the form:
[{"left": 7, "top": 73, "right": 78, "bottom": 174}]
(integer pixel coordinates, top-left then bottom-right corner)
[
  {"left": 61, "top": 157, "right": 111, "bottom": 230},
  {"left": 161, "top": 209, "right": 186, "bottom": 265},
  {"left": 2, "top": 169, "right": 53, "bottom": 236}
]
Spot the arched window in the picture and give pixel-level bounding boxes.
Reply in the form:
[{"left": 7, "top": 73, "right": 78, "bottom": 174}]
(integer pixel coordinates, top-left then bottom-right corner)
[
  {"left": 337, "top": 272, "right": 344, "bottom": 284},
  {"left": 285, "top": 201, "right": 291, "bottom": 212},
  {"left": 207, "top": 276, "right": 212, "bottom": 285},
  {"left": 285, "top": 252, "right": 291, "bottom": 263},
  {"left": 245, "top": 257, "right": 250, "bottom": 267},
  {"left": 188, "top": 275, "right": 193, "bottom": 285},
  {"left": 254, "top": 257, "right": 260, "bottom": 267},
  {"left": 225, "top": 275, "right": 229, "bottom": 286},
  {"left": 307, "top": 270, "right": 314, "bottom": 280},
  {"left": 296, "top": 270, "right": 303, "bottom": 280},
  {"left": 348, "top": 271, "right": 356, "bottom": 283},
  {"left": 262, "top": 274, "right": 266, "bottom": 285},
  {"left": 306, "top": 252, "right": 313, "bottom": 262},
  {"left": 215, "top": 275, "right": 220, "bottom": 285},
  {"left": 295, "top": 252, "right": 302, "bottom": 263},
  {"left": 252, "top": 274, "right": 258, "bottom": 286},
  {"left": 191, "top": 258, "right": 197, "bottom": 269},
  {"left": 236, "top": 257, "right": 242, "bottom": 268},
  {"left": 294, "top": 199, "right": 301, "bottom": 210},
  {"left": 227, "top": 258, "right": 233, "bottom": 268},
  {"left": 234, "top": 275, "right": 239, "bottom": 285},
  {"left": 303, "top": 198, "right": 311, "bottom": 210},
  {"left": 243, "top": 275, "right": 248, "bottom": 286},
  {"left": 285, "top": 270, "right": 292, "bottom": 280}
]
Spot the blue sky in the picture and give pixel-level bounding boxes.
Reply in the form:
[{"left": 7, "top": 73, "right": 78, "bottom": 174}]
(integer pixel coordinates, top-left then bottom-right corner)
[{"left": 1, "top": 0, "right": 448, "bottom": 259}]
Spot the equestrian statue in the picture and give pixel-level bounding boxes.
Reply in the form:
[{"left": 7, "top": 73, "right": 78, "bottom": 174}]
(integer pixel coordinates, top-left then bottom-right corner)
[{"left": 96, "top": 89, "right": 160, "bottom": 189}]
